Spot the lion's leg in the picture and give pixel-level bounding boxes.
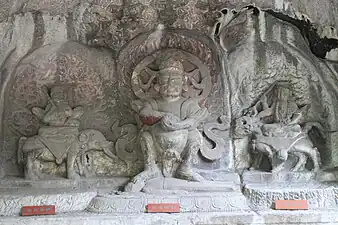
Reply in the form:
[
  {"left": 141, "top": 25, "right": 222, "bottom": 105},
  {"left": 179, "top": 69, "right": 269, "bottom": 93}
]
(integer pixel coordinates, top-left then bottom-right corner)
[
  {"left": 272, "top": 161, "right": 286, "bottom": 173},
  {"left": 291, "top": 152, "right": 307, "bottom": 172},
  {"left": 272, "top": 150, "right": 288, "bottom": 173},
  {"left": 250, "top": 152, "right": 263, "bottom": 170},
  {"left": 310, "top": 147, "right": 321, "bottom": 172}
]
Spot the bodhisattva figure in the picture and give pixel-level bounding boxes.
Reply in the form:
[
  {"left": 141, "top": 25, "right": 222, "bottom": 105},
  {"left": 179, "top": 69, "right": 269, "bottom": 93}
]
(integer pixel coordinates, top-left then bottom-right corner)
[
  {"left": 234, "top": 89, "right": 321, "bottom": 173},
  {"left": 125, "top": 57, "right": 209, "bottom": 192}
]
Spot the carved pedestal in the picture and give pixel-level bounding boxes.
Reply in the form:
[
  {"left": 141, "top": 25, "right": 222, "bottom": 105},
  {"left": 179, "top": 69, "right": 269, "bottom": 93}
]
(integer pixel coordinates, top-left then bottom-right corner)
[
  {"left": 242, "top": 170, "right": 338, "bottom": 210},
  {"left": 87, "top": 191, "right": 250, "bottom": 213}
]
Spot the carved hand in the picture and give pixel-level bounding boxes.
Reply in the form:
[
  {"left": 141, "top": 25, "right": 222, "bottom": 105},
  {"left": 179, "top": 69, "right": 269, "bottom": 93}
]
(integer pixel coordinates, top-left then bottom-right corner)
[{"left": 160, "top": 114, "right": 181, "bottom": 131}]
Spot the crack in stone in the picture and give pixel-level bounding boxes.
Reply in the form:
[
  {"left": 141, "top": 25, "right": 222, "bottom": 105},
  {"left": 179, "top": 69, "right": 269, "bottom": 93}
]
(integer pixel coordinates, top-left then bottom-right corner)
[
  {"left": 31, "top": 10, "right": 45, "bottom": 50},
  {"left": 264, "top": 9, "right": 338, "bottom": 59}
]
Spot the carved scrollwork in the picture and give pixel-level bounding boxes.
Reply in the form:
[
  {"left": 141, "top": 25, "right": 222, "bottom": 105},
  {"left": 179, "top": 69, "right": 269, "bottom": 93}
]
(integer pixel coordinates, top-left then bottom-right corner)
[
  {"left": 201, "top": 116, "right": 230, "bottom": 161},
  {"left": 111, "top": 120, "right": 139, "bottom": 163}
]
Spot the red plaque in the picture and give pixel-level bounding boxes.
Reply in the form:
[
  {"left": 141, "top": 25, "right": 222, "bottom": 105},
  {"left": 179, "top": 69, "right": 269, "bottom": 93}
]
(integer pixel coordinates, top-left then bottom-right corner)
[
  {"left": 275, "top": 200, "right": 309, "bottom": 210},
  {"left": 146, "top": 203, "right": 180, "bottom": 213},
  {"left": 21, "top": 205, "right": 56, "bottom": 216}
]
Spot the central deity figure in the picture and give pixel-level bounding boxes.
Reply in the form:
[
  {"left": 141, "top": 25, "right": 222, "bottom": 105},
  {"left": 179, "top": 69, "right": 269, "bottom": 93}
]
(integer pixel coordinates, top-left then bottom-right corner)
[{"left": 125, "top": 56, "right": 209, "bottom": 192}]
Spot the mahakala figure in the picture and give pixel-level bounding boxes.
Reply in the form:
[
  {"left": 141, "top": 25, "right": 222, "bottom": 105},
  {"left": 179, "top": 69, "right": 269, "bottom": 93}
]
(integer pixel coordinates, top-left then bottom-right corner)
[{"left": 125, "top": 57, "right": 209, "bottom": 192}]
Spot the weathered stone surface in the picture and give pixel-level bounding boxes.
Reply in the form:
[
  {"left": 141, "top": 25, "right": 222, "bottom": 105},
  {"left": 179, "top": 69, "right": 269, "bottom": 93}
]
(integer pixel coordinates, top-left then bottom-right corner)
[
  {"left": 244, "top": 183, "right": 338, "bottom": 210},
  {"left": 2, "top": 210, "right": 338, "bottom": 225},
  {"left": 0, "top": 176, "right": 128, "bottom": 189},
  {"left": 0, "top": 0, "right": 337, "bottom": 224},
  {"left": 0, "top": 188, "right": 97, "bottom": 216},
  {"left": 87, "top": 191, "right": 250, "bottom": 213}
]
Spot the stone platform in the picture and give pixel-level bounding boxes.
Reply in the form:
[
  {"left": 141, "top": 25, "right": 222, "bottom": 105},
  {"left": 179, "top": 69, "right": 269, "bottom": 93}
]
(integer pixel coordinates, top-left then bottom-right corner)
[
  {"left": 242, "top": 171, "right": 338, "bottom": 211},
  {"left": 0, "top": 175, "right": 338, "bottom": 224},
  {"left": 0, "top": 176, "right": 129, "bottom": 189},
  {"left": 0, "top": 188, "right": 97, "bottom": 216},
  {"left": 2, "top": 210, "right": 338, "bottom": 225},
  {"left": 87, "top": 191, "right": 250, "bottom": 213}
]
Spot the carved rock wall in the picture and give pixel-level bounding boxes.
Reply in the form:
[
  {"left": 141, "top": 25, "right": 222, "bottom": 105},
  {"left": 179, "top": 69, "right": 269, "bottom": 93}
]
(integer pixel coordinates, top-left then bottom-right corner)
[{"left": 0, "top": 0, "right": 337, "bottom": 176}]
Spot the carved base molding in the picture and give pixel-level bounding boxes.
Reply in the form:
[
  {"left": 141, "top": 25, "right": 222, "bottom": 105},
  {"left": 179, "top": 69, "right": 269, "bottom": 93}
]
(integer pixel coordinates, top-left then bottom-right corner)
[
  {"left": 2, "top": 210, "right": 338, "bottom": 225},
  {"left": 242, "top": 170, "right": 336, "bottom": 184},
  {"left": 0, "top": 177, "right": 128, "bottom": 189},
  {"left": 87, "top": 192, "right": 251, "bottom": 213},
  {"left": 0, "top": 189, "right": 97, "bottom": 216},
  {"left": 244, "top": 183, "right": 338, "bottom": 210}
]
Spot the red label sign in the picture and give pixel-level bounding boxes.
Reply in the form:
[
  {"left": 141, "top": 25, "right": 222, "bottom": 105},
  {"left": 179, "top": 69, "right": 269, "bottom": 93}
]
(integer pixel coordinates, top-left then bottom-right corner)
[
  {"left": 21, "top": 205, "right": 56, "bottom": 216},
  {"left": 147, "top": 203, "right": 180, "bottom": 213},
  {"left": 275, "top": 200, "right": 309, "bottom": 210}
]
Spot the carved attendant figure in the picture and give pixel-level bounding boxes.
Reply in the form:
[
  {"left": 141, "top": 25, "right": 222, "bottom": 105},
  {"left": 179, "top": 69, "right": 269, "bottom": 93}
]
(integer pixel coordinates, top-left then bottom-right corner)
[{"left": 125, "top": 57, "right": 209, "bottom": 192}]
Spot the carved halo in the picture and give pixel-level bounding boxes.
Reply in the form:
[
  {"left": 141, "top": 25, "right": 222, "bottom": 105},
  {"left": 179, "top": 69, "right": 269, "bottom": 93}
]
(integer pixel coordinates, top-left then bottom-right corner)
[{"left": 117, "top": 27, "right": 221, "bottom": 105}]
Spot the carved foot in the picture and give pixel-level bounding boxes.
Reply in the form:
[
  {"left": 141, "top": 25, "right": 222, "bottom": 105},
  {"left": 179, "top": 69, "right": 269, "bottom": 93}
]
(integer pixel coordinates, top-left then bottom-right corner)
[
  {"left": 176, "top": 165, "right": 205, "bottom": 182},
  {"left": 68, "top": 171, "right": 81, "bottom": 180},
  {"left": 25, "top": 172, "right": 40, "bottom": 181},
  {"left": 124, "top": 166, "right": 161, "bottom": 192}
]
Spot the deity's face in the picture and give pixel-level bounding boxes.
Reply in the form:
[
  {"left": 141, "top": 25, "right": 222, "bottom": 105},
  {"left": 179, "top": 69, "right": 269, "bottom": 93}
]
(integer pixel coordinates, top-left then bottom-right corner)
[
  {"left": 157, "top": 57, "right": 184, "bottom": 100},
  {"left": 50, "top": 86, "right": 67, "bottom": 104},
  {"left": 158, "top": 71, "right": 183, "bottom": 99}
]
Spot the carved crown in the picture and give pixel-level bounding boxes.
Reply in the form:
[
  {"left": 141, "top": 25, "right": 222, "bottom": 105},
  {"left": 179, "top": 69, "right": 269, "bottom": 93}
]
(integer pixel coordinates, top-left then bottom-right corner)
[{"left": 159, "top": 58, "right": 184, "bottom": 74}]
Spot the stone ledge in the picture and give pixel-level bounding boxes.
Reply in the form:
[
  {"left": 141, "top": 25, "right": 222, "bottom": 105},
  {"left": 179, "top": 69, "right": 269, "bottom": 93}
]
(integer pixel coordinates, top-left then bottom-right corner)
[
  {"left": 244, "top": 183, "right": 338, "bottom": 210},
  {"left": 87, "top": 192, "right": 250, "bottom": 213},
  {"left": 0, "top": 189, "right": 97, "bottom": 216},
  {"left": 0, "top": 176, "right": 129, "bottom": 189},
  {"left": 1, "top": 210, "right": 338, "bottom": 225}
]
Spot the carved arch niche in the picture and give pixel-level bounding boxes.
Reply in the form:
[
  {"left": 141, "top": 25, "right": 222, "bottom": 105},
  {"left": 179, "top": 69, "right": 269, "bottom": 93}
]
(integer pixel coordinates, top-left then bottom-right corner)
[
  {"left": 1, "top": 41, "right": 117, "bottom": 176},
  {"left": 116, "top": 28, "right": 234, "bottom": 171}
]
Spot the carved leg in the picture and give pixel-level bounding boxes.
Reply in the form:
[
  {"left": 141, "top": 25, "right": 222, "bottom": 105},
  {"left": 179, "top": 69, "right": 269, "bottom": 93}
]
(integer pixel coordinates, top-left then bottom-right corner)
[
  {"left": 125, "top": 131, "right": 160, "bottom": 192},
  {"left": 272, "top": 150, "right": 288, "bottom": 173},
  {"left": 250, "top": 153, "right": 263, "bottom": 170},
  {"left": 311, "top": 147, "right": 321, "bottom": 172},
  {"left": 67, "top": 143, "right": 81, "bottom": 180},
  {"left": 291, "top": 152, "right": 307, "bottom": 172},
  {"left": 25, "top": 151, "right": 41, "bottom": 180},
  {"left": 176, "top": 130, "right": 204, "bottom": 182}
]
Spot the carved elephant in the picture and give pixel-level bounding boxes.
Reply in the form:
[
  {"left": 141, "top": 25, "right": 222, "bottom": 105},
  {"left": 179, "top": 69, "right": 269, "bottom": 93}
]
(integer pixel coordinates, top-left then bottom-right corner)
[{"left": 17, "top": 128, "right": 116, "bottom": 180}]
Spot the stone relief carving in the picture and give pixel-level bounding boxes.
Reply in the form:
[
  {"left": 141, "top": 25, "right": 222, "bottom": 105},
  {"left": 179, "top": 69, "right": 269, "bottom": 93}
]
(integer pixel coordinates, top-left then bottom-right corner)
[
  {"left": 201, "top": 115, "right": 229, "bottom": 161},
  {"left": 111, "top": 120, "right": 139, "bottom": 164},
  {"left": 0, "top": 1, "right": 337, "bottom": 220},
  {"left": 125, "top": 54, "right": 210, "bottom": 192},
  {"left": 17, "top": 86, "right": 118, "bottom": 180},
  {"left": 130, "top": 48, "right": 229, "bottom": 163},
  {"left": 233, "top": 83, "right": 322, "bottom": 173}
]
